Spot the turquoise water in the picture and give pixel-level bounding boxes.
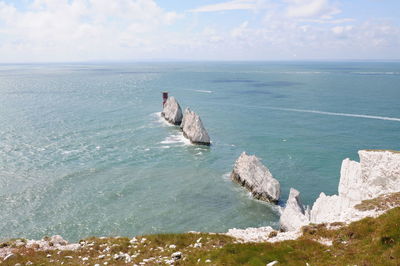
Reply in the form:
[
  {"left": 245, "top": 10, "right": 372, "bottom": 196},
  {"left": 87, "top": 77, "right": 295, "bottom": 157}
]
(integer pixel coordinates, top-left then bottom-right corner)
[{"left": 0, "top": 62, "right": 399, "bottom": 242}]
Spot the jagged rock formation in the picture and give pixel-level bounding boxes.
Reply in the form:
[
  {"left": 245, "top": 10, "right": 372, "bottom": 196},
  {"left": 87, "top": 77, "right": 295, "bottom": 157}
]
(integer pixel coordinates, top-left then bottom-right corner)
[
  {"left": 230, "top": 152, "right": 280, "bottom": 203},
  {"left": 310, "top": 150, "right": 400, "bottom": 224},
  {"left": 161, "top": 96, "right": 183, "bottom": 125},
  {"left": 280, "top": 188, "right": 310, "bottom": 232},
  {"left": 280, "top": 150, "right": 400, "bottom": 231},
  {"left": 180, "top": 108, "right": 211, "bottom": 145}
]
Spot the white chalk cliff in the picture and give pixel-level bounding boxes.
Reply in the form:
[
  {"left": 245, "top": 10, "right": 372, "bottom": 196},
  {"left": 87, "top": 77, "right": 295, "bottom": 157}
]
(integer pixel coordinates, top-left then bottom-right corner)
[
  {"left": 231, "top": 152, "right": 280, "bottom": 203},
  {"left": 281, "top": 150, "right": 400, "bottom": 231},
  {"left": 161, "top": 96, "right": 183, "bottom": 125},
  {"left": 180, "top": 108, "right": 211, "bottom": 145},
  {"left": 280, "top": 188, "right": 310, "bottom": 232}
]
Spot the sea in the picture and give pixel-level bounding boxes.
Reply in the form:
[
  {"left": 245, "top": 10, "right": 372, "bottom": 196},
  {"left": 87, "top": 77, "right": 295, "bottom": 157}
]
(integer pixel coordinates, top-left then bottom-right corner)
[{"left": 0, "top": 62, "right": 399, "bottom": 242}]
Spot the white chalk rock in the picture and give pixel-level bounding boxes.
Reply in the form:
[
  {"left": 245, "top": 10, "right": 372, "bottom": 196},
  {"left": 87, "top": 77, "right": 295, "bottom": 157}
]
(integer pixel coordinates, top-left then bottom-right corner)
[
  {"left": 310, "top": 193, "right": 352, "bottom": 224},
  {"left": 231, "top": 152, "right": 280, "bottom": 203},
  {"left": 358, "top": 150, "right": 400, "bottom": 199},
  {"left": 171, "top": 251, "right": 182, "bottom": 260},
  {"left": 162, "top": 96, "right": 183, "bottom": 125},
  {"left": 180, "top": 108, "right": 211, "bottom": 145},
  {"left": 278, "top": 150, "right": 400, "bottom": 231},
  {"left": 280, "top": 188, "right": 310, "bottom": 232},
  {"left": 311, "top": 150, "right": 400, "bottom": 224},
  {"left": 338, "top": 158, "right": 363, "bottom": 203},
  {"left": 49, "top": 235, "right": 68, "bottom": 246}
]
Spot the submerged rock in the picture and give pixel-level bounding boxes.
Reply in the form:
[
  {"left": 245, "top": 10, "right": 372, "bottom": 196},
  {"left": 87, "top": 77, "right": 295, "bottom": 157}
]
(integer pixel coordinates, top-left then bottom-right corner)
[
  {"left": 230, "top": 152, "right": 280, "bottom": 203},
  {"left": 280, "top": 188, "right": 310, "bottom": 232},
  {"left": 161, "top": 96, "right": 183, "bottom": 125},
  {"left": 180, "top": 108, "right": 211, "bottom": 145}
]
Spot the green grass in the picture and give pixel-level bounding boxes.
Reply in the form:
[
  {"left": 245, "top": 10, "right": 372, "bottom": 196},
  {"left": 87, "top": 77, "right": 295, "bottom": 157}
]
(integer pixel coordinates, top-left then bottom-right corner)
[
  {"left": 355, "top": 192, "right": 400, "bottom": 211},
  {"left": 2, "top": 208, "right": 400, "bottom": 265}
]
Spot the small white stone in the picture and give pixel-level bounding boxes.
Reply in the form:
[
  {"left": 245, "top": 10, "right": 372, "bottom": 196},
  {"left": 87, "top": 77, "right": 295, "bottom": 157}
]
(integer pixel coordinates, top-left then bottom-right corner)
[
  {"left": 194, "top": 243, "right": 202, "bottom": 248},
  {"left": 3, "top": 254, "right": 14, "bottom": 261},
  {"left": 169, "top": 244, "right": 176, "bottom": 249},
  {"left": 205, "top": 259, "right": 211, "bottom": 263},
  {"left": 267, "top": 261, "right": 279, "bottom": 266},
  {"left": 171, "top": 251, "right": 182, "bottom": 260}
]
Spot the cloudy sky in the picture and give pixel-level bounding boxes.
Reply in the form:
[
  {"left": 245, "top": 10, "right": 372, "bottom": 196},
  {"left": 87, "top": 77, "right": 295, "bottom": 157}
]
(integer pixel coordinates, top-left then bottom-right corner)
[{"left": 0, "top": 0, "right": 399, "bottom": 62}]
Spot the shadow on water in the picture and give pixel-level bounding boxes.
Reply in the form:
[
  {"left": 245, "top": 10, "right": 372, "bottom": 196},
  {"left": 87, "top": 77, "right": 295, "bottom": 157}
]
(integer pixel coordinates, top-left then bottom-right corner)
[
  {"left": 233, "top": 89, "right": 287, "bottom": 98},
  {"left": 212, "top": 79, "right": 257, "bottom": 83}
]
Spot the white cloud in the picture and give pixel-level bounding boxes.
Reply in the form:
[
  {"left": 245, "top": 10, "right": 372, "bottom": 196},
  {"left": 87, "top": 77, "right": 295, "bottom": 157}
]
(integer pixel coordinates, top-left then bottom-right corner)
[
  {"left": 0, "top": 0, "right": 182, "bottom": 62},
  {"left": 298, "top": 18, "right": 355, "bottom": 24},
  {"left": 285, "top": 0, "right": 340, "bottom": 19},
  {"left": 231, "top": 21, "right": 249, "bottom": 38},
  {"left": 189, "top": 0, "right": 260, "bottom": 13},
  {"left": 332, "top": 25, "right": 353, "bottom": 35},
  {"left": 0, "top": 0, "right": 398, "bottom": 62}
]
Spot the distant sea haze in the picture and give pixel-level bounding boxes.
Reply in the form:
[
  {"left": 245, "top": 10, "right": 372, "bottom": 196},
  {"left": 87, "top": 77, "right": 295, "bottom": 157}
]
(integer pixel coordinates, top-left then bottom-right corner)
[{"left": 0, "top": 62, "right": 399, "bottom": 241}]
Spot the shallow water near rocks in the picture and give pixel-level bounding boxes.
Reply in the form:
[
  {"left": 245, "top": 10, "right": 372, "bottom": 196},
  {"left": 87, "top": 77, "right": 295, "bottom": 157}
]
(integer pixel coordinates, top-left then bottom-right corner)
[{"left": 0, "top": 62, "right": 399, "bottom": 241}]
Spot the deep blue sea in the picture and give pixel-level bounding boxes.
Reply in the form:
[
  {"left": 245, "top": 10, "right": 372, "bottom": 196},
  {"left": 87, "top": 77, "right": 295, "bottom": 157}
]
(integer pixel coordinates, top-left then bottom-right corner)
[{"left": 0, "top": 62, "right": 399, "bottom": 242}]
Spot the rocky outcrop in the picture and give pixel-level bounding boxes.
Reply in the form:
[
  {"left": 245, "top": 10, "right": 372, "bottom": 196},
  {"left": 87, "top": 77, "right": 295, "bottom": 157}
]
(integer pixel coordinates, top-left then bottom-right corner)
[
  {"left": 309, "top": 150, "right": 400, "bottom": 224},
  {"left": 230, "top": 152, "right": 280, "bottom": 203},
  {"left": 281, "top": 150, "right": 400, "bottom": 231},
  {"left": 180, "top": 108, "right": 211, "bottom": 145},
  {"left": 226, "top": 226, "right": 301, "bottom": 243},
  {"left": 161, "top": 96, "right": 183, "bottom": 125},
  {"left": 280, "top": 188, "right": 310, "bottom": 232}
]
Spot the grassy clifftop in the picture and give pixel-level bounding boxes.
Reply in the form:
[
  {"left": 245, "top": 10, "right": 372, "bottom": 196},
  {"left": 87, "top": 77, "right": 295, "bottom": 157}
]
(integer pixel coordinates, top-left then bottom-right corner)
[{"left": 1, "top": 206, "right": 400, "bottom": 265}]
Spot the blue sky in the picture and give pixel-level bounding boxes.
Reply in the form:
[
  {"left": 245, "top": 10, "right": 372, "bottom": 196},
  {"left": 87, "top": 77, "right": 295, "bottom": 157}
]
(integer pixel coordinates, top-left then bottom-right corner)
[{"left": 0, "top": 0, "right": 399, "bottom": 62}]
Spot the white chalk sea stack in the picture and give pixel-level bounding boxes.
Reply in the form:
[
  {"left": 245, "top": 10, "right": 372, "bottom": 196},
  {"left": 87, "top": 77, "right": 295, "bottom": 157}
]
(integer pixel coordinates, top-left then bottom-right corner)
[
  {"left": 230, "top": 152, "right": 280, "bottom": 203},
  {"left": 310, "top": 150, "right": 400, "bottom": 224},
  {"left": 280, "top": 188, "right": 310, "bottom": 232},
  {"left": 180, "top": 108, "right": 211, "bottom": 145},
  {"left": 161, "top": 96, "right": 183, "bottom": 125},
  {"left": 280, "top": 150, "right": 400, "bottom": 231}
]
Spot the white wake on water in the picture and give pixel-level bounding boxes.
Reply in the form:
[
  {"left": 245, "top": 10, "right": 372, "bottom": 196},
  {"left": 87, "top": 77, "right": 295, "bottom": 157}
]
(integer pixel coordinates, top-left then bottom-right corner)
[
  {"left": 273, "top": 107, "right": 400, "bottom": 122},
  {"left": 185, "top": 89, "right": 213, "bottom": 94},
  {"left": 214, "top": 103, "right": 400, "bottom": 122},
  {"left": 194, "top": 89, "right": 213, "bottom": 93}
]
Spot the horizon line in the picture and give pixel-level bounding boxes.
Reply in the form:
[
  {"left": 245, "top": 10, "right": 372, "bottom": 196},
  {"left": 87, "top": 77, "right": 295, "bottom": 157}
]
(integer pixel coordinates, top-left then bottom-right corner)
[{"left": 1, "top": 59, "right": 400, "bottom": 65}]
